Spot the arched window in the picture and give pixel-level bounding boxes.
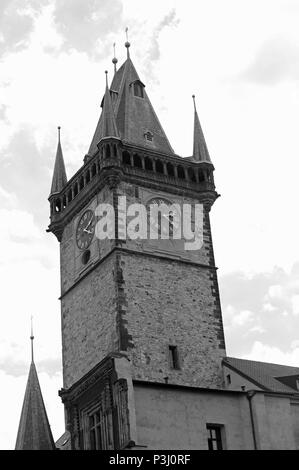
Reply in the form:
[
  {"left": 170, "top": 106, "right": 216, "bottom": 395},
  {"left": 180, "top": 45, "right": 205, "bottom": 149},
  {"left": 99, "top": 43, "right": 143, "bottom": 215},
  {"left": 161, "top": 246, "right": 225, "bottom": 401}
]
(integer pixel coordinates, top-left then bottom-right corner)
[
  {"left": 55, "top": 199, "right": 61, "bottom": 213},
  {"left": 73, "top": 183, "right": 79, "bottom": 197},
  {"left": 198, "top": 170, "right": 205, "bottom": 182},
  {"left": 177, "top": 166, "right": 185, "bottom": 179},
  {"left": 133, "top": 154, "right": 142, "bottom": 168},
  {"left": 144, "top": 157, "right": 153, "bottom": 171},
  {"left": 85, "top": 171, "right": 90, "bottom": 185},
  {"left": 67, "top": 190, "right": 72, "bottom": 203},
  {"left": 106, "top": 145, "right": 111, "bottom": 159},
  {"left": 188, "top": 168, "right": 196, "bottom": 183},
  {"left": 91, "top": 163, "right": 97, "bottom": 178},
  {"left": 113, "top": 144, "right": 117, "bottom": 158},
  {"left": 167, "top": 162, "right": 175, "bottom": 177},
  {"left": 156, "top": 160, "right": 164, "bottom": 174},
  {"left": 122, "top": 151, "right": 131, "bottom": 165},
  {"left": 79, "top": 176, "right": 84, "bottom": 191}
]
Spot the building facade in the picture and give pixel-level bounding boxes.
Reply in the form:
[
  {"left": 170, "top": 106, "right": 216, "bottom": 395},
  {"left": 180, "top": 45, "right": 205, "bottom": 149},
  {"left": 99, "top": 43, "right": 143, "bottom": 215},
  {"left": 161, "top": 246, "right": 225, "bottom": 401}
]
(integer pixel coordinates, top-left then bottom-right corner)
[{"left": 39, "top": 43, "right": 299, "bottom": 450}]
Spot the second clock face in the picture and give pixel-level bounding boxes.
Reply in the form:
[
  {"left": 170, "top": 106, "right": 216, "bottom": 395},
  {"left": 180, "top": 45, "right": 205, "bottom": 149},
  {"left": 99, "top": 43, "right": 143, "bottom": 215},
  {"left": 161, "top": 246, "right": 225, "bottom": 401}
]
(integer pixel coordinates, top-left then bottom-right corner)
[
  {"left": 76, "top": 209, "right": 96, "bottom": 250},
  {"left": 146, "top": 197, "right": 180, "bottom": 238}
]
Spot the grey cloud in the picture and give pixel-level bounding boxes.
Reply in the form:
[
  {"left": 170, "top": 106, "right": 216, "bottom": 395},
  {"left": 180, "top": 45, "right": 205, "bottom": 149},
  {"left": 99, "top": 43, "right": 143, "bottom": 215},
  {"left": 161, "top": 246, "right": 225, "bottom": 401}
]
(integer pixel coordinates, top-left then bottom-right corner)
[
  {"left": 0, "top": 105, "right": 8, "bottom": 121},
  {"left": 0, "top": 0, "right": 48, "bottom": 56},
  {"left": 240, "top": 37, "right": 299, "bottom": 85},
  {"left": 0, "top": 128, "right": 53, "bottom": 227},
  {"left": 220, "top": 263, "right": 299, "bottom": 356},
  {"left": 53, "top": 0, "right": 123, "bottom": 57},
  {"left": 148, "top": 9, "right": 179, "bottom": 62},
  {"left": 0, "top": 358, "right": 61, "bottom": 378}
]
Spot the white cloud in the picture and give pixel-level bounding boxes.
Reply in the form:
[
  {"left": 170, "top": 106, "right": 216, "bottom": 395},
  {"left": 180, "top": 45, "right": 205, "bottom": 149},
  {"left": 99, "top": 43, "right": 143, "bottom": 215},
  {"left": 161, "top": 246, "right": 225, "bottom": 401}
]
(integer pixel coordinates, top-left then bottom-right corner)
[
  {"left": 291, "top": 295, "right": 299, "bottom": 316},
  {"left": 0, "top": 209, "right": 41, "bottom": 243},
  {"left": 244, "top": 341, "right": 299, "bottom": 366},
  {"left": 232, "top": 310, "right": 254, "bottom": 327}
]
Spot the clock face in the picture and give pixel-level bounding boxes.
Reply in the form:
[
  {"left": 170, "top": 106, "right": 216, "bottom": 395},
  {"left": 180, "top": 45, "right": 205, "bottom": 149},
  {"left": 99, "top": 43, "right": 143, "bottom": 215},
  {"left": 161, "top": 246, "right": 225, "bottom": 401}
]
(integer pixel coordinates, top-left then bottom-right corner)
[
  {"left": 76, "top": 209, "right": 96, "bottom": 250},
  {"left": 146, "top": 197, "right": 180, "bottom": 238}
]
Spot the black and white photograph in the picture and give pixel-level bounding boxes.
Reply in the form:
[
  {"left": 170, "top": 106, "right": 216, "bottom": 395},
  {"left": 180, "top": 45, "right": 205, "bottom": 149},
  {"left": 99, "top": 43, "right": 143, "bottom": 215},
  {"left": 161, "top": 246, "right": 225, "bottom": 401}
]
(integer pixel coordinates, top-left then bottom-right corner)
[{"left": 1, "top": 0, "right": 299, "bottom": 453}]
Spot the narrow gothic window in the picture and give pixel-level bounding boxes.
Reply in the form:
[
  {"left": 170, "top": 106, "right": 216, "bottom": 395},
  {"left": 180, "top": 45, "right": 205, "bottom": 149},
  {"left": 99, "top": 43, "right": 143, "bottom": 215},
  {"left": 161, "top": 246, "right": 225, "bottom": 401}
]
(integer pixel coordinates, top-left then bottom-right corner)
[
  {"left": 169, "top": 345, "right": 180, "bottom": 370},
  {"left": 206, "top": 425, "right": 223, "bottom": 450}
]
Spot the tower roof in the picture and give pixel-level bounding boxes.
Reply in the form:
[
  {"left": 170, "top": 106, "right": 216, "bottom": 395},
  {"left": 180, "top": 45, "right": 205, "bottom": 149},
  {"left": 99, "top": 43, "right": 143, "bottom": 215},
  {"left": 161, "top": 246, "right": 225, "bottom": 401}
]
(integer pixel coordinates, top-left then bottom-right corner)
[
  {"left": 15, "top": 330, "right": 56, "bottom": 450},
  {"left": 192, "top": 95, "right": 212, "bottom": 163},
  {"left": 88, "top": 54, "right": 174, "bottom": 156},
  {"left": 88, "top": 71, "right": 120, "bottom": 150},
  {"left": 50, "top": 127, "right": 67, "bottom": 196}
]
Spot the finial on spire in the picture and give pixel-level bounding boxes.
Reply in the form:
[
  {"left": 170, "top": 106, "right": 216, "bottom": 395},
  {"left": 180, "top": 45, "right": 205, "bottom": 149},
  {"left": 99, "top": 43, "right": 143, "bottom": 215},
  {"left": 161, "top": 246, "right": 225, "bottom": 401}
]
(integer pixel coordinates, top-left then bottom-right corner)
[
  {"left": 105, "top": 70, "right": 108, "bottom": 88},
  {"left": 125, "top": 27, "right": 131, "bottom": 58},
  {"left": 192, "top": 95, "right": 197, "bottom": 112},
  {"left": 30, "top": 316, "right": 34, "bottom": 363},
  {"left": 58, "top": 126, "right": 61, "bottom": 143},
  {"left": 112, "top": 43, "right": 118, "bottom": 74}
]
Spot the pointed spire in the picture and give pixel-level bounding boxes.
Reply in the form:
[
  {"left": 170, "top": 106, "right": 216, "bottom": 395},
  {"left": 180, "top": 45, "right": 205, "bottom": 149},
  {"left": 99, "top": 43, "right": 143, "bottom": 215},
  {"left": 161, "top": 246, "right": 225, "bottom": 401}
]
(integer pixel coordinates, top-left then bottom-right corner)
[
  {"left": 15, "top": 330, "right": 56, "bottom": 450},
  {"left": 101, "top": 71, "right": 119, "bottom": 140},
  {"left": 88, "top": 54, "right": 174, "bottom": 156},
  {"left": 125, "top": 27, "right": 131, "bottom": 59},
  {"left": 49, "top": 127, "right": 67, "bottom": 196},
  {"left": 192, "top": 95, "right": 212, "bottom": 163},
  {"left": 112, "top": 43, "right": 118, "bottom": 74}
]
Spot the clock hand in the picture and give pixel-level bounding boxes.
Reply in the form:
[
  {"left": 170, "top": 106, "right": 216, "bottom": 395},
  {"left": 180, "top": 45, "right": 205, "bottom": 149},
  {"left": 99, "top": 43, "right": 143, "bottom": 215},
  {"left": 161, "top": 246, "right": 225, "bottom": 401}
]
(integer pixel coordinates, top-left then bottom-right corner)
[{"left": 85, "top": 218, "right": 93, "bottom": 230}]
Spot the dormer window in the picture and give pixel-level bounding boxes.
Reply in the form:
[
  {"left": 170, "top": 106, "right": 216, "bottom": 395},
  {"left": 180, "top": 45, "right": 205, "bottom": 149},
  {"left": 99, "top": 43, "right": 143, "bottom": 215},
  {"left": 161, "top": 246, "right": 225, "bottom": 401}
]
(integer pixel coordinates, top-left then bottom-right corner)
[
  {"left": 144, "top": 131, "right": 153, "bottom": 142},
  {"left": 134, "top": 82, "right": 144, "bottom": 98},
  {"left": 131, "top": 79, "right": 145, "bottom": 98}
]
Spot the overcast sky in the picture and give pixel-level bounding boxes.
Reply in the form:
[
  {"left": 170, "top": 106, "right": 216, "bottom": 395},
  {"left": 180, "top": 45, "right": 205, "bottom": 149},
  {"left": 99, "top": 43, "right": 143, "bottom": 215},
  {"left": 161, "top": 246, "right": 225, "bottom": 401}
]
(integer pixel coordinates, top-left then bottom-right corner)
[{"left": 1, "top": 0, "right": 299, "bottom": 449}]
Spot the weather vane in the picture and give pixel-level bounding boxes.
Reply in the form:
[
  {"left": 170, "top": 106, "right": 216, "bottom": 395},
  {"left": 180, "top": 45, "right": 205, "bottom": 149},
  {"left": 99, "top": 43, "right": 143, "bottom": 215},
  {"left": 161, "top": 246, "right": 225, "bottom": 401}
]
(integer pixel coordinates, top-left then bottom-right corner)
[
  {"left": 30, "top": 315, "right": 34, "bottom": 363},
  {"left": 125, "top": 27, "right": 131, "bottom": 58},
  {"left": 112, "top": 42, "right": 118, "bottom": 73}
]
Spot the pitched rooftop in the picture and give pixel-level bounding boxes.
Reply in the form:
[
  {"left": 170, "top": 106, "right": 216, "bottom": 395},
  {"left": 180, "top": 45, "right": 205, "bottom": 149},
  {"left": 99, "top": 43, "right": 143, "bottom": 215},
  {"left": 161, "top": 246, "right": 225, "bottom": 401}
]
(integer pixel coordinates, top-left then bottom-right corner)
[
  {"left": 192, "top": 95, "right": 212, "bottom": 163},
  {"left": 15, "top": 325, "right": 56, "bottom": 450},
  {"left": 88, "top": 42, "right": 174, "bottom": 157},
  {"left": 224, "top": 356, "right": 299, "bottom": 394},
  {"left": 49, "top": 127, "right": 67, "bottom": 196}
]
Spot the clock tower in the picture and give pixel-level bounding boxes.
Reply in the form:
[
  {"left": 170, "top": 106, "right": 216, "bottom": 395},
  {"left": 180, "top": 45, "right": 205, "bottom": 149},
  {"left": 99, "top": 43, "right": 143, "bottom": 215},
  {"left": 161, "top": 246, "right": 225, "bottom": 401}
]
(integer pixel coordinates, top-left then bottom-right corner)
[{"left": 48, "top": 43, "right": 226, "bottom": 450}]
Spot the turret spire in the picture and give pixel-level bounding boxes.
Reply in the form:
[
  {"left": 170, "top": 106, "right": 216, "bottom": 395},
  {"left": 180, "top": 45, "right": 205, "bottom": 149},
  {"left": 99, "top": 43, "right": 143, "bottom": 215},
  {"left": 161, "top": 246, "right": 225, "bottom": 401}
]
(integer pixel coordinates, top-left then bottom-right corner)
[
  {"left": 15, "top": 328, "right": 56, "bottom": 450},
  {"left": 100, "top": 70, "right": 119, "bottom": 140},
  {"left": 49, "top": 127, "right": 67, "bottom": 196},
  {"left": 192, "top": 95, "right": 212, "bottom": 163}
]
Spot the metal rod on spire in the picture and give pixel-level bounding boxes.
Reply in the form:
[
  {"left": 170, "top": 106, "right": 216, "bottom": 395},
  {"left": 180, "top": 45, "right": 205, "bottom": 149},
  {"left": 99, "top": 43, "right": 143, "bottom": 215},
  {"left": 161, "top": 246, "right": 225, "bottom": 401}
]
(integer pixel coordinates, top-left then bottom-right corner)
[
  {"left": 30, "top": 316, "right": 34, "bottom": 363},
  {"left": 105, "top": 70, "right": 108, "bottom": 88},
  {"left": 192, "top": 95, "right": 197, "bottom": 112},
  {"left": 58, "top": 126, "right": 61, "bottom": 143},
  {"left": 125, "top": 27, "right": 131, "bottom": 59},
  {"left": 112, "top": 43, "right": 118, "bottom": 74}
]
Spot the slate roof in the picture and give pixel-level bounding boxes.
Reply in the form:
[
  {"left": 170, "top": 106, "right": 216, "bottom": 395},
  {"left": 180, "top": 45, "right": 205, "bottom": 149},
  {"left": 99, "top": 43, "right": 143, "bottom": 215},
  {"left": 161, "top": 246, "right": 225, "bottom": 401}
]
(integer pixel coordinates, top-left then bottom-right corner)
[
  {"left": 50, "top": 139, "right": 67, "bottom": 196},
  {"left": 88, "top": 56, "right": 174, "bottom": 157},
  {"left": 223, "top": 356, "right": 299, "bottom": 393},
  {"left": 15, "top": 362, "right": 56, "bottom": 450},
  {"left": 192, "top": 96, "right": 212, "bottom": 163}
]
